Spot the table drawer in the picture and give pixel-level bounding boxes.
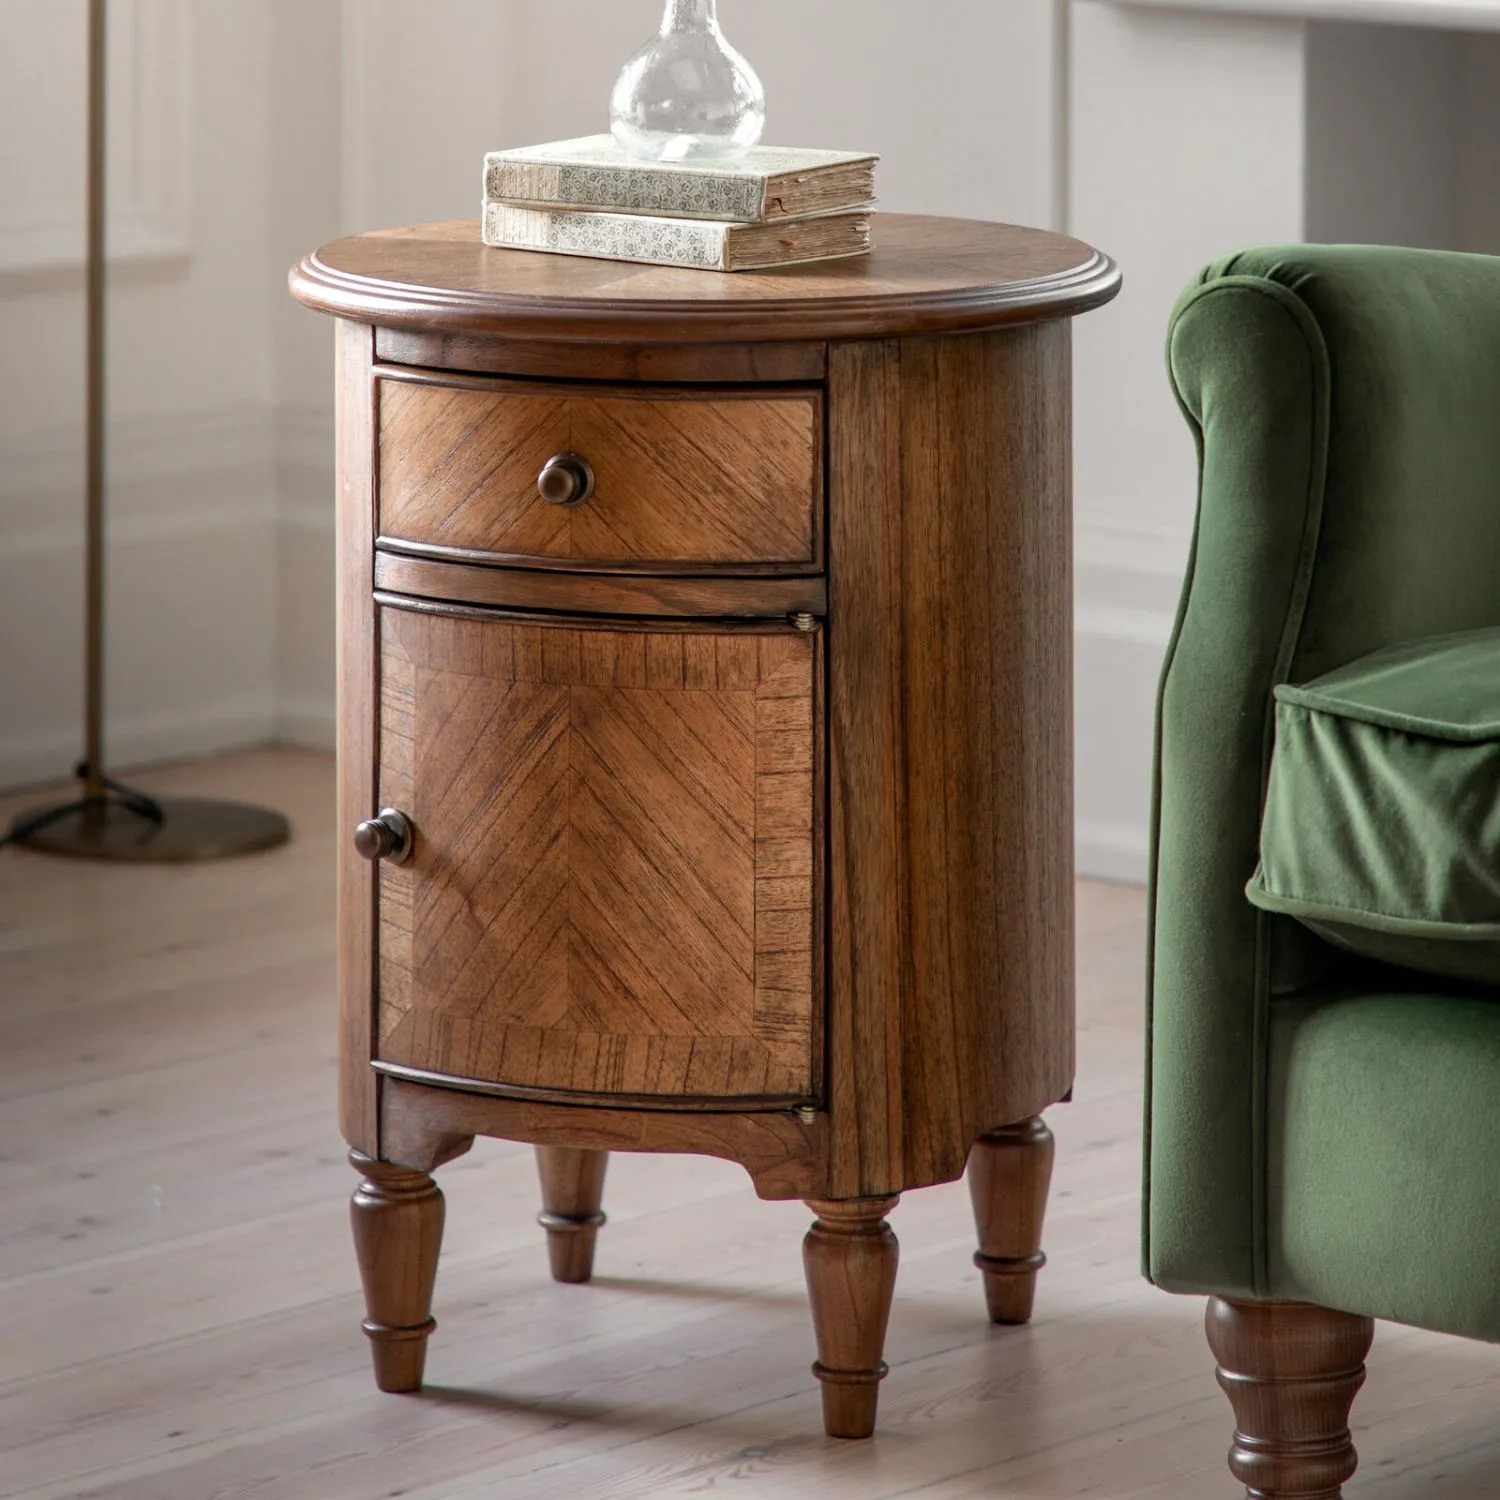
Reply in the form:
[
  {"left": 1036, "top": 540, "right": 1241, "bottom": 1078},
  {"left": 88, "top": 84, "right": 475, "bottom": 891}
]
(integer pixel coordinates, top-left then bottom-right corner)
[
  {"left": 373, "top": 600, "right": 822, "bottom": 1107},
  {"left": 377, "top": 373, "right": 823, "bottom": 572}
]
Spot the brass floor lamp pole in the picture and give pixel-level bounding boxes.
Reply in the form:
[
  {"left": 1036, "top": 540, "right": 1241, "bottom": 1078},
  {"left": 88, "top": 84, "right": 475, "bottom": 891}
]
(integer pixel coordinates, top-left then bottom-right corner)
[{"left": 6, "top": 0, "right": 290, "bottom": 861}]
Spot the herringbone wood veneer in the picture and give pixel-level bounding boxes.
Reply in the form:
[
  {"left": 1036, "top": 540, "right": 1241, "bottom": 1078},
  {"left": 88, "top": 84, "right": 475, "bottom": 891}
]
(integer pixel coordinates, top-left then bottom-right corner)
[
  {"left": 377, "top": 377, "right": 821, "bottom": 568},
  {"left": 376, "top": 606, "right": 819, "bottom": 1102}
]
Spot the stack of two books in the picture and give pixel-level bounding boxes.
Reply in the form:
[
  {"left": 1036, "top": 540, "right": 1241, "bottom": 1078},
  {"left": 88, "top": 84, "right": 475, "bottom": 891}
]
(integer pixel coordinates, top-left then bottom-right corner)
[{"left": 482, "top": 136, "right": 879, "bottom": 273}]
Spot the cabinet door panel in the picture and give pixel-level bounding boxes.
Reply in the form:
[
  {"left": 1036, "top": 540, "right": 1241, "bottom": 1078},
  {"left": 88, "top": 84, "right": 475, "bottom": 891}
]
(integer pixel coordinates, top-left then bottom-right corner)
[{"left": 376, "top": 605, "right": 820, "bottom": 1105}]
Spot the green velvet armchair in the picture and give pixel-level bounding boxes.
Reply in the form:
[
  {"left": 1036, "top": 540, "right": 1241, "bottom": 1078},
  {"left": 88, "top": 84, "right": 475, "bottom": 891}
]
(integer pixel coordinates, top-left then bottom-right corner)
[{"left": 1147, "top": 245, "right": 1500, "bottom": 1498}]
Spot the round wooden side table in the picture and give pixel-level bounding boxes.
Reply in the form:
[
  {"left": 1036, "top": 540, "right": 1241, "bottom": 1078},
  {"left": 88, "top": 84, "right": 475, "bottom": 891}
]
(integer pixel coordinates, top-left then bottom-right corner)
[{"left": 291, "top": 213, "right": 1120, "bottom": 1439}]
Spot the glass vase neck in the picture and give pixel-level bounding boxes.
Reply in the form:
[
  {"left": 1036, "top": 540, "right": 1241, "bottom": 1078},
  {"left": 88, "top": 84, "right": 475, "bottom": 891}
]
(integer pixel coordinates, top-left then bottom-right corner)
[{"left": 661, "top": 0, "right": 718, "bottom": 33}]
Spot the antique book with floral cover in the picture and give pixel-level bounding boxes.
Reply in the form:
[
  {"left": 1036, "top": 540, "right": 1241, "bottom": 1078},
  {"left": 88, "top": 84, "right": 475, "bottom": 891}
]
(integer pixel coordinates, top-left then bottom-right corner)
[{"left": 484, "top": 136, "right": 878, "bottom": 223}]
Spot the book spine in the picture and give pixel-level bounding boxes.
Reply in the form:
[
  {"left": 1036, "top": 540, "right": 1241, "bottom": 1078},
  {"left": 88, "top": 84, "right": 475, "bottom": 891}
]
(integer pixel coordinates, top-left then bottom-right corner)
[
  {"left": 483, "top": 203, "right": 732, "bottom": 271},
  {"left": 484, "top": 156, "right": 766, "bottom": 222}
]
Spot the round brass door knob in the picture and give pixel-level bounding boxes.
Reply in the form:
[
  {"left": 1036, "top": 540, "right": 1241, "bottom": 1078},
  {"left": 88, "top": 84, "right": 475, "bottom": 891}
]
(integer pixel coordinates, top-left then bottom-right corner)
[
  {"left": 354, "top": 808, "right": 413, "bottom": 865},
  {"left": 537, "top": 452, "right": 596, "bottom": 508}
]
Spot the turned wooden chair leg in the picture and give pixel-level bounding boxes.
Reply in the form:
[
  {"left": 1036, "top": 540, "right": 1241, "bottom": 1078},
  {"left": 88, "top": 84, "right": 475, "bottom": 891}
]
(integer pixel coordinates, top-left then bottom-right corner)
[
  {"left": 968, "top": 1116, "right": 1055, "bottom": 1324},
  {"left": 536, "top": 1146, "right": 608, "bottom": 1284},
  {"left": 803, "top": 1196, "right": 900, "bottom": 1440},
  {"left": 1206, "top": 1298, "right": 1375, "bottom": 1500},
  {"left": 349, "top": 1151, "right": 446, "bottom": 1393}
]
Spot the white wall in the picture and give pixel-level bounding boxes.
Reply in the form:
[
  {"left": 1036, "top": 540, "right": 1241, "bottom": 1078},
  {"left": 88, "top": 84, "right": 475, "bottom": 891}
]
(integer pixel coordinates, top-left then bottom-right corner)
[
  {"left": 0, "top": 0, "right": 345, "bottom": 789},
  {"left": 0, "top": 1, "right": 281, "bottom": 787},
  {"left": 343, "top": 0, "right": 1062, "bottom": 233},
  {"left": 1068, "top": 1, "right": 1500, "bottom": 880},
  {"left": 1305, "top": 24, "right": 1461, "bottom": 246},
  {"left": 1069, "top": 1, "right": 1308, "bottom": 878},
  {"left": 269, "top": 0, "right": 343, "bottom": 749},
  {"left": 1455, "top": 35, "right": 1500, "bottom": 252},
  {"left": 341, "top": 0, "right": 524, "bottom": 234}
]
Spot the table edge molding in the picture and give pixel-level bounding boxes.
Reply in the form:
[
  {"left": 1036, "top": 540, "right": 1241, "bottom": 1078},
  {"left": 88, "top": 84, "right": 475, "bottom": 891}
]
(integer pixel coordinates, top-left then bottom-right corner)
[{"left": 289, "top": 246, "right": 1122, "bottom": 342}]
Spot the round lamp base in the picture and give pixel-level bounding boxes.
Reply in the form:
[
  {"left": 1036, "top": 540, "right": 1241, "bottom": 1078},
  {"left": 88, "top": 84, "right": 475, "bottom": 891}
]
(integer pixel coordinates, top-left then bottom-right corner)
[{"left": 9, "top": 796, "right": 291, "bottom": 863}]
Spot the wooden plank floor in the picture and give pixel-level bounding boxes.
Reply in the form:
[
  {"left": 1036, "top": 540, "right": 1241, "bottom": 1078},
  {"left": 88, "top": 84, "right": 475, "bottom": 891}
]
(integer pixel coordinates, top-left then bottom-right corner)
[{"left": 2, "top": 749, "right": 1497, "bottom": 1498}]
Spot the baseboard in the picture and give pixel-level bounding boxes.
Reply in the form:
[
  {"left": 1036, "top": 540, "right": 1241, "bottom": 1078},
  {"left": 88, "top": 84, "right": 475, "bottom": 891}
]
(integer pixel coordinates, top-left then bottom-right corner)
[
  {"left": 0, "top": 698, "right": 280, "bottom": 796},
  {"left": 1076, "top": 818, "right": 1152, "bottom": 885},
  {"left": 1, "top": 699, "right": 336, "bottom": 797},
  {"left": 275, "top": 694, "right": 337, "bottom": 752}
]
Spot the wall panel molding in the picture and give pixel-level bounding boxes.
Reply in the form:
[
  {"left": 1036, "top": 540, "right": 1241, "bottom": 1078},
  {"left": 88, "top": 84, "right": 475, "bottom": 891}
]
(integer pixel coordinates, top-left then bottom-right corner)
[
  {"left": 0, "top": 399, "right": 283, "bottom": 791},
  {"left": 1074, "top": 516, "right": 1187, "bottom": 881},
  {"left": 0, "top": 0, "right": 192, "bottom": 274},
  {"left": 1095, "top": 0, "right": 1500, "bottom": 29},
  {"left": 274, "top": 402, "right": 336, "bottom": 529},
  {"left": 1075, "top": 515, "right": 1188, "bottom": 646},
  {"left": 0, "top": 394, "right": 336, "bottom": 788},
  {"left": 0, "top": 407, "right": 275, "bottom": 561}
]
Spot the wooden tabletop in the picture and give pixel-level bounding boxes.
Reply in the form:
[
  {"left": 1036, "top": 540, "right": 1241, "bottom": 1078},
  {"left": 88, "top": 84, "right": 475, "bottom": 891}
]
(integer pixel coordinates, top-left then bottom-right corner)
[{"left": 289, "top": 214, "right": 1120, "bottom": 344}]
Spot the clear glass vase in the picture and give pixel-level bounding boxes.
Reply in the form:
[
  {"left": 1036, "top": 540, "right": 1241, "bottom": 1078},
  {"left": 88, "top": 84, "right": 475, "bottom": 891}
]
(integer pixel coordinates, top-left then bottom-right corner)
[{"left": 609, "top": 0, "right": 766, "bottom": 164}]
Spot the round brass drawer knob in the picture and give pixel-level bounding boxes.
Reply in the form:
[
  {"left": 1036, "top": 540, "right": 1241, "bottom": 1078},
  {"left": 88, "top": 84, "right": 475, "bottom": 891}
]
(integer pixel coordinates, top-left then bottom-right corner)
[
  {"left": 354, "top": 808, "right": 413, "bottom": 865},
  {"left": 537, "top": 452, "right": 596, "bottom": 508}
]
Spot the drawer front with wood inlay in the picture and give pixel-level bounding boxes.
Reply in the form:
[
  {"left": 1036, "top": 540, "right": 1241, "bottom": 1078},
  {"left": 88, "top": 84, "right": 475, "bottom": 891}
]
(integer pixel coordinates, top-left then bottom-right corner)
[
  {"left": 374, "top": 602, "right": 821, "bottom": 1106},
  {"left": 377, "top": 374, "right": 823, "bottom": 572}
]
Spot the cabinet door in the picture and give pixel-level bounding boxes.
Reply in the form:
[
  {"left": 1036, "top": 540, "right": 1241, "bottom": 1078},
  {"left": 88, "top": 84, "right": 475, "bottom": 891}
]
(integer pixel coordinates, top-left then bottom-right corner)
[{"left": 375, "top": 604, "right": 820, "bottom": 1106}]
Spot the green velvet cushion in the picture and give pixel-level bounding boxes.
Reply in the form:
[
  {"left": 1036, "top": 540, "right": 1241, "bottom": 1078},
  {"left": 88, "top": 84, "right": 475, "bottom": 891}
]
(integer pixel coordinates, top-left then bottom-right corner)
[{"left": 1248, "top": 628, "right": 1500, "bottom": 986}]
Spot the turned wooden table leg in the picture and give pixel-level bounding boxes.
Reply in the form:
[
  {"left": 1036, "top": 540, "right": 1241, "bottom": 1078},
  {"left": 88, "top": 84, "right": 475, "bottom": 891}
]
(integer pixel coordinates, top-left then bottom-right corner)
[
  {"left": 536, "top": 1146, "right": 608, "bottom": 1284},
  {"left": 968, "top": 1116, "right": 1055, "bottom": 1325},
  {"left": 349, "top": 1151, "right": 446, "bottom": 1393},
  {"left": 1206, "top": 1298, "right": 1376, "bottom": 1500},
  {"left": 803, "top": 1196, "right": 900, "bottom": 1439}
]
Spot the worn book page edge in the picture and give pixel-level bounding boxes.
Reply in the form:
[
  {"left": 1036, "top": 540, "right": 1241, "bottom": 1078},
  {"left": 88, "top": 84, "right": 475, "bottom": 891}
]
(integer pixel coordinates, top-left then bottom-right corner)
[{"left": 481, "top": 202, "right": 873, "bottom": 273}]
